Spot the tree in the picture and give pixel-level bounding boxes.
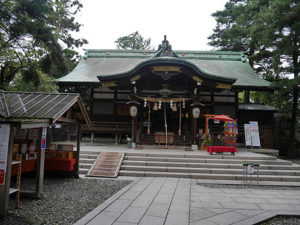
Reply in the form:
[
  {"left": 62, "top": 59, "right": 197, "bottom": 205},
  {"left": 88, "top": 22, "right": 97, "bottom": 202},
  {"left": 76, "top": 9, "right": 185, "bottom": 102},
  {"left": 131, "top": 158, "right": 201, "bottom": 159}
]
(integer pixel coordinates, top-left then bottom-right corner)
[
  {"left": 0, "top": 0, "right": 87, "bottom": 91},
  {"left": 209, "top": 0, "right": 300, "bottom": 157},
  {"left": 115, "top": 31, "right": 152, "bottom": 50},
  {"left": 251, "top": 0, "right": 299, "bottom": 157}
]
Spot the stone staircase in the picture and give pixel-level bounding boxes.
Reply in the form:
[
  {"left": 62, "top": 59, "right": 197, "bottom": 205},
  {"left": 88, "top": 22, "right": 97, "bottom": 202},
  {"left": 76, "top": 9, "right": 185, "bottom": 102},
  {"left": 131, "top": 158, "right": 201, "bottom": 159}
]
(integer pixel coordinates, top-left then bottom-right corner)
[
  {"left": 119, "top": 152, "right": 300, "bottom": 183},
  {"left": 79, "top": 151, "right": 100, "bottom": 175}
]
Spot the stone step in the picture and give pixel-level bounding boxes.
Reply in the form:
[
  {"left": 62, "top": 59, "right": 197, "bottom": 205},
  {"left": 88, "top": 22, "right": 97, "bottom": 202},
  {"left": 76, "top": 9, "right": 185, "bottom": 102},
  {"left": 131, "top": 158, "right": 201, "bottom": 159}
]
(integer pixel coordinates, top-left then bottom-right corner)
[
  {"left": 122, "top": 160, "right": 300, "bottom": 170},
  {"left": 79, "top": 163, "right": 93, "bottom": 169},
  {"left": 80, "top": 154, "right": 99, "bottom": 159},
  {"left": 79, "top": 158, "right": 95, "bottom": 164},
  {"left": 79, "top": 168, "right": 89, "bottom": 175},
  {"left": 80, "top": 151, "right": 101, "bottom": 155},
  {"left": 118, "top": 170, "right": 300, "bottom": 182},
  {"left": 125, "top": 152, "right": 277, "bottom": 160},
  {"left": 121, "top": 165, "right": 300, "bottom": 176},
  {"left": 124, "top": 156, "right": 291, "bottom": 165}
]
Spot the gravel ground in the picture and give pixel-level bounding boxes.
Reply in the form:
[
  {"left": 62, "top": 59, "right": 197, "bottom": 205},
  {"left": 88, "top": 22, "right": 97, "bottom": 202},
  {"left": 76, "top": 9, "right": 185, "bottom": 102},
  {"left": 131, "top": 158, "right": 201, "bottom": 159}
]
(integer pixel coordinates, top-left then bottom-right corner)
[
  {"left": 9, "top": 176, "right": 132, "bottom": 225},
  {"left": 259, "top": 216, "right": 300, "bottom": 225}
]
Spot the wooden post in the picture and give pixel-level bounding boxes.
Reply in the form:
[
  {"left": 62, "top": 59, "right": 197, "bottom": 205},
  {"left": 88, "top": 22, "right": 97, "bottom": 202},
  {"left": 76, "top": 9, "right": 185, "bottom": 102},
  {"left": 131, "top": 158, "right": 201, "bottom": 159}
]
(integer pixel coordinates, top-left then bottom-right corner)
[
  {"left": 244, "top": 90, "right": 250, "bottom": 103},
  {"left": 131, "top": 118, "right": 134, "bottom": 143},
  {"left": 0, "top": 126, "right": 15, "bottom": 219},
  {"left": 74, "top": 122, "right": 81, "bottom": 178},
  {"left": 205, "top": 116, "right": 209, "bottom": 139},
  {"left": 36, "top": 127, "right": 45, "bottom": 199},
  {"left": 90, "top": 132, "right": 94, "bottom": 143},
  {"left": 147, "top": 103, "right": 150, "bottom": 135},
  {"left": 131, "top": 117, "right": 137, "bottom": 143},
  {"left": 211, "top": 92, "right": 215, "bottom": 114},
  {"left": 178, "top": 103, "right": 182, "bottom": 136},
  {"left": 115, "top": 132, "right": 119, "bottom": 145},
  {"left": 90, "top": 87, "right": 94, "bottom": 117},
  {"left": 192, "top": 118, "right": 197, "bottom": 145},
  {"left": 235, "top": 91, "right": 239, "bottom": 119},
  {"left": 164, "top": 104, "right": 168, "bottom": 149}
]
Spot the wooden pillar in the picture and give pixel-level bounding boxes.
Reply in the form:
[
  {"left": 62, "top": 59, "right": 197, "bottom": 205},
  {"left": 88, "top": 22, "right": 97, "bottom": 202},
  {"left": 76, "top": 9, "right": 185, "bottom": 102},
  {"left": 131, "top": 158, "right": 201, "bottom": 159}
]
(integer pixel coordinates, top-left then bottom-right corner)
[
  {"left": 205, "top": 116, "right": 209, "bottom": 139},
  {"left": 113, "top": 90, "right": 117, "bottom": 122},
  {"left": 211, "top": 92, "right": 215, "bottom": 114},
  {"left": 90, "top": 87, "right": 94, "bottom": 118},
  {"left": 147, "top": 103, "right": 150, "bottom": 135},
  {"left": 178, "top": 103, "right": 182, "bottom": 136},
  {"left": 115, "top": 132, "right": 119, "bottom": 145},
  {"left": 192, "top": 118, "right": 197, "bottom": 145},
  {"left": 235, "top": 91, "right": 239, "bottom": 119},
  {"left": 134, "top": 118, "right": 137, "bottom": 143},
  {"left": 74, "top": 122, "right": 81, "bottom": 178},
  {"left": 36, "top": 127, "right": 45, "bottom": 199},
  {"left": 0, "top": 126, "right": 15, "bottom": 219},
  {"left": 90, "top": 132, "right": 94, "bottom": 143},
  {"left": 244, "top": 90, "right": 250, "bottom": 103}
]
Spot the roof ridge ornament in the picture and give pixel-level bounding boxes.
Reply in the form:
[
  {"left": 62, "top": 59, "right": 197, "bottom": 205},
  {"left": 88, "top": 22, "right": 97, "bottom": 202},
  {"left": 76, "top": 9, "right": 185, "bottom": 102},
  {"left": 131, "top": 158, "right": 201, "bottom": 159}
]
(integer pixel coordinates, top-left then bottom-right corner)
[{"left": 154, "top": 35, "right": 178, "bottom": 58}]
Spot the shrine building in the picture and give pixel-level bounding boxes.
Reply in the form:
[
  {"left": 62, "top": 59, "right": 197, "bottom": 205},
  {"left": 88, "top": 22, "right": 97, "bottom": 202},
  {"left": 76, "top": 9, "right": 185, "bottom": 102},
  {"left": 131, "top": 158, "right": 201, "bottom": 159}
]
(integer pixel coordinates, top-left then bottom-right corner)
[{"left": 57, "top": 36, "right": 275, "bottom": 148}]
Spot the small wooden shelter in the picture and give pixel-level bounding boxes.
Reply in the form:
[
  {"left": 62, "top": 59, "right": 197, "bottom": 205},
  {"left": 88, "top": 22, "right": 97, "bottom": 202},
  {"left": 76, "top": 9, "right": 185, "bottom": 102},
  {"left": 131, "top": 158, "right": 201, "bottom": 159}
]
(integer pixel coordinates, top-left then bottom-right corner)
[{"left": 0, "top": 90, "right": 90, "bottom": 218}]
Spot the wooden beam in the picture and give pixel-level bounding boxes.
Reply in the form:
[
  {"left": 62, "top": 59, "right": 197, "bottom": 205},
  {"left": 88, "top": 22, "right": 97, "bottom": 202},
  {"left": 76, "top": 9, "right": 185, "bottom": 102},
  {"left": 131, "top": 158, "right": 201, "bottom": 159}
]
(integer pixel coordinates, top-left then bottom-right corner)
[
  {"left": 21, "top": 122, "right": 49, "bottom": 129},
  {"left": 59, "top": 117, "right": 76, "bottom": 124}
]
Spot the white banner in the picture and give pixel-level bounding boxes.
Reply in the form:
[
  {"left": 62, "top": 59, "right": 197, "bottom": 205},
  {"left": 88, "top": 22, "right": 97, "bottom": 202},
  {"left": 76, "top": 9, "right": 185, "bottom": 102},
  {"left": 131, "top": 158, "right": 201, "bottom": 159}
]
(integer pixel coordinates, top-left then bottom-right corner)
[
  {"left": 0, "top": 124, "right": 10, "bottom": 185},
  {"left": 244, "top": 124, "right": 252, "bottom": 146},
  {"left": 249, "top": 121, "right": 261, "bottom": 147}
]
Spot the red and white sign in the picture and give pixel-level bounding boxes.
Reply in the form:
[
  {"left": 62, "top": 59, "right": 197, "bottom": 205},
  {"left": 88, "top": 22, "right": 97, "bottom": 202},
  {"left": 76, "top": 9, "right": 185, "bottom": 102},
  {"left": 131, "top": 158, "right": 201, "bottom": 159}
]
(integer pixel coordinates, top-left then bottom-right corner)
[
  {"left": 0, "top": 124, "right": 10, "bottom": 185},
  {"left": 41, "top": 127, "right": 47, "bottom": 150}
]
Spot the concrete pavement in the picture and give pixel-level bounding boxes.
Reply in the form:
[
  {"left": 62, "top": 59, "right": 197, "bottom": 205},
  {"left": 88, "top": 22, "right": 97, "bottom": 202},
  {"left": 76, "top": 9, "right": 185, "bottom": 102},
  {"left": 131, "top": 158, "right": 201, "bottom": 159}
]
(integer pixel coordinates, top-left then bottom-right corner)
[{"left": 74, "top": 177, "right": 300, "bottom": 225}]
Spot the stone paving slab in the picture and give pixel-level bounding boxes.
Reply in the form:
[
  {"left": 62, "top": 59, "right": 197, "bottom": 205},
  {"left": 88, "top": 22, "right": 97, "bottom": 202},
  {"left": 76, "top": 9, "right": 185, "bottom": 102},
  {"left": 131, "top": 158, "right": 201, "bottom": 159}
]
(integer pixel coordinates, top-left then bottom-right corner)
[{"left": 74, "top": 177, "right": 300, "bottom": 225}]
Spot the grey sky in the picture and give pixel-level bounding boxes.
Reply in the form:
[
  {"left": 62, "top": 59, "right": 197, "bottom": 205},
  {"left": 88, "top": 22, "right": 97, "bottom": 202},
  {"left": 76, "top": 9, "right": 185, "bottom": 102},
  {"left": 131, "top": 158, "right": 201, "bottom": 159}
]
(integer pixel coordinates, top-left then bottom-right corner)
[{"left": 74, "top": 0, "right": 228, "bottom": 53}]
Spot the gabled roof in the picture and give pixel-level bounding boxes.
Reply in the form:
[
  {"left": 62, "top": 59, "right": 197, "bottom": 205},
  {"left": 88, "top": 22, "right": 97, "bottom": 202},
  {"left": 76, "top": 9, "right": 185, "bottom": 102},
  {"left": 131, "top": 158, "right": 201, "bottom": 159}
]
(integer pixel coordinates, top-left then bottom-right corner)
[
  {"left": 0, "top": 90, "right": 91, "bottom": 127},
  {"left": 57, "top": 37, "right": 271, "bottom": 90}
]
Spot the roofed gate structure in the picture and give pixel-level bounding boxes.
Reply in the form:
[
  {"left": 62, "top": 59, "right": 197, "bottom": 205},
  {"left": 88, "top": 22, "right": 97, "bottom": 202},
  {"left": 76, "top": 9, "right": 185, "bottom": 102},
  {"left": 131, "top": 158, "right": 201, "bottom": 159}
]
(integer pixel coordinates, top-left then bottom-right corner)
[{"left": 58, "top": 36, "right": 274, "bottom": 148}]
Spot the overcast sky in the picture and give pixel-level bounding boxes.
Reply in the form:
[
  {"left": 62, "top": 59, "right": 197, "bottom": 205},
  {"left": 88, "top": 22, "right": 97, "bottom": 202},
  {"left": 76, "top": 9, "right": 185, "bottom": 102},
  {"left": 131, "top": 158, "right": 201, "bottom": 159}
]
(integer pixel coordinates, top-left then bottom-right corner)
[{"left": 74, "top": 0, "right": 228, "bottom": 54}]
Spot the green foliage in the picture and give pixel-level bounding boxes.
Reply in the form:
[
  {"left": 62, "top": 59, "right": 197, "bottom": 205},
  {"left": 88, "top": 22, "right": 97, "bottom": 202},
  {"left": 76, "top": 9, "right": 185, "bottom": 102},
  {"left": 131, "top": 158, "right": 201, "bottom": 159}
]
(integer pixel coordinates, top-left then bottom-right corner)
[
  {"left": 9, "top": 70, "right": 58, "bottom": 93},
  {"left": 115, "top": 31, "right": 152, "bottom": 50},
  {"left": 0, "top": 0, "right": 86, "bottom": 90},
  {"left": 202, "top": 138, "right": 212, "bottom": 146}
]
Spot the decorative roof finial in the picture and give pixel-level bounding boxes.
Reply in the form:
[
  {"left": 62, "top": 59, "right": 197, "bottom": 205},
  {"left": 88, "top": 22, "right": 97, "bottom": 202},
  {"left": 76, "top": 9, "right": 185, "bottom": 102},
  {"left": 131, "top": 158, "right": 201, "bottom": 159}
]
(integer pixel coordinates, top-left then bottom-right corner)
[{"left": 155, "top": 35, "right": 177, "bottom": 58}]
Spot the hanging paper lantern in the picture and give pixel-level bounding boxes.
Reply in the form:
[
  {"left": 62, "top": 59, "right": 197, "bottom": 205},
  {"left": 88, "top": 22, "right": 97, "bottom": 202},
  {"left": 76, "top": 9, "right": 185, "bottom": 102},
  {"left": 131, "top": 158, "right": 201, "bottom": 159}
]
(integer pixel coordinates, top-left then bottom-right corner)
[{"left": 130, "top": 106, "right": 138, "bottom": 117}]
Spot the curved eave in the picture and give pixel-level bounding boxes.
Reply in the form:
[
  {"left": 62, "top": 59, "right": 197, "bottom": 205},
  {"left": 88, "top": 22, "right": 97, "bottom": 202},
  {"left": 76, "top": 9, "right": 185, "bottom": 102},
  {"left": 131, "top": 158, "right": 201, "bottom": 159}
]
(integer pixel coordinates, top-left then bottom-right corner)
[
  {"left": 57, "top": 81, "right": 100, "bottom": 86},
  {"left": 232, "top": 84, "right": 273, "bottom": 91},
  {"left": 97, "top": 57, "right": 236, "bottom": 84}
]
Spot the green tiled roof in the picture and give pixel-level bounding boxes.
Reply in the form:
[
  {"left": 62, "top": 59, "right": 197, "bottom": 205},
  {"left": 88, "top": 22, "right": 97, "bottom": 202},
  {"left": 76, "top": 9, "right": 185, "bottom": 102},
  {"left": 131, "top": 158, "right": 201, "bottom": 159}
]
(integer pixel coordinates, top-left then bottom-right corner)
[{"left": 58, "top": 49, "right": 271, "bottom": 89}]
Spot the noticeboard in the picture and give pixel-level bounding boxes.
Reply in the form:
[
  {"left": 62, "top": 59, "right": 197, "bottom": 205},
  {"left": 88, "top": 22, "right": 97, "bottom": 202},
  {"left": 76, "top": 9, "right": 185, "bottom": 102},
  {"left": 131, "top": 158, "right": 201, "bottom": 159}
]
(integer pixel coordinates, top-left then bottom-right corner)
[
  {"left": 244, "top": 124, "right": 252, "bottom": 147},
  {"left": 249, "top": 121, "right": 261, "bottom": 147}
]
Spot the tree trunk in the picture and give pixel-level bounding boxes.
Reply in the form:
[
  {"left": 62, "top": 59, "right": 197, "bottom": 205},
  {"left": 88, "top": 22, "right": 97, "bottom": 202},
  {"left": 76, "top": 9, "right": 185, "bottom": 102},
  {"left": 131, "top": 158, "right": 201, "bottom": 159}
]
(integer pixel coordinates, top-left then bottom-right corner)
[{"left": 287, "top": 50, "right": 299, "bottom": 158}]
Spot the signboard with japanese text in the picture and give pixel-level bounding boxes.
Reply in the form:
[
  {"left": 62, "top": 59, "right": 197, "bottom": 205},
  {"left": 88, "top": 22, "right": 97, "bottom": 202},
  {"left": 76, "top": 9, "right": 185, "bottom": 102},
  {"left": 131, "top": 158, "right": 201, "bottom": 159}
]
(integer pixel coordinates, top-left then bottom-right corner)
[
  {"left": 249, "top": 121, "right": 261, "bottom": 147},
  {"left": 244, "top": 124, "right": 252, "bottom": 147},
  {"left": 0, "top": 124, "right": 10, "bottom": 185}
]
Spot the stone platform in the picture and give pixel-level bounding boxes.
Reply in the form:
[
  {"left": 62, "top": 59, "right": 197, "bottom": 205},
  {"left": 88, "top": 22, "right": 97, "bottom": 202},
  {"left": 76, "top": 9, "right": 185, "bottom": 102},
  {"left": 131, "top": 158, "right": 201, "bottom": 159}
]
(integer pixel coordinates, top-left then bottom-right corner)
[{"left": 74, "top": 177, "right": 300, "bottom": 225}]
